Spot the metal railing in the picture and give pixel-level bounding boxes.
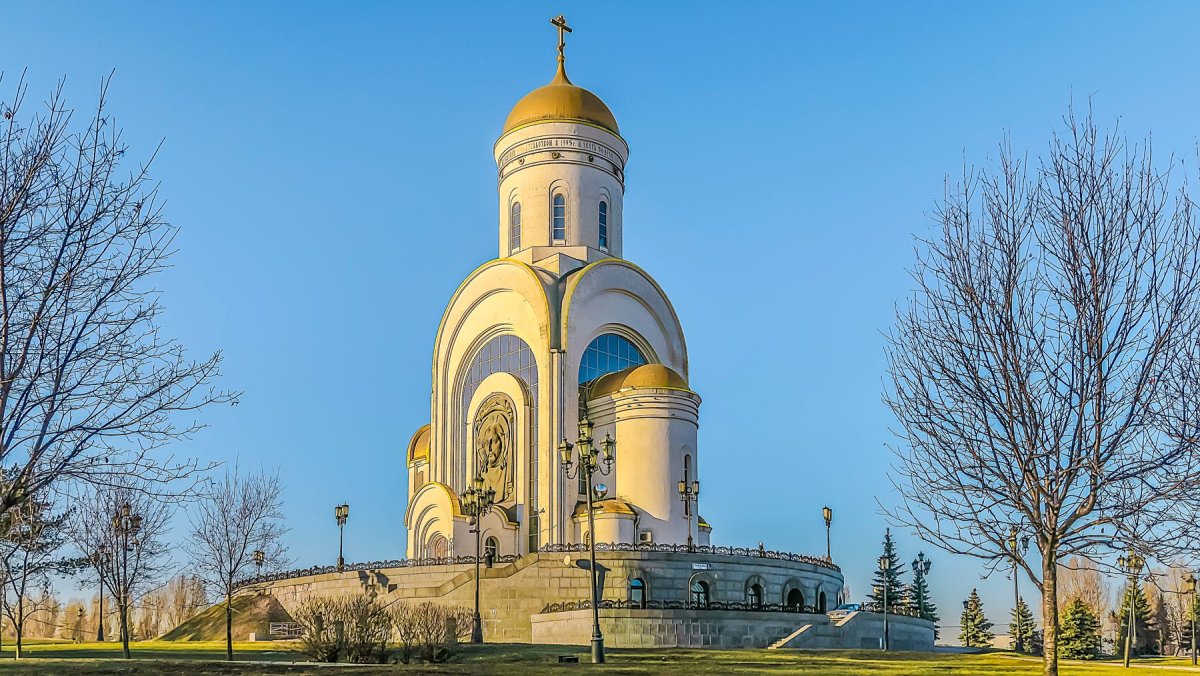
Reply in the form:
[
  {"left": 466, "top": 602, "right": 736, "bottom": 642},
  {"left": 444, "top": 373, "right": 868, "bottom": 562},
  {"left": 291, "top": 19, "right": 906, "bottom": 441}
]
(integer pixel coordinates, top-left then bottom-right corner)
[
  {"left": 542, "top": 599, "right": 825, "bottom": 613},
  {"left": 234, "top": 542, "right": 838, "bottom": 591}
]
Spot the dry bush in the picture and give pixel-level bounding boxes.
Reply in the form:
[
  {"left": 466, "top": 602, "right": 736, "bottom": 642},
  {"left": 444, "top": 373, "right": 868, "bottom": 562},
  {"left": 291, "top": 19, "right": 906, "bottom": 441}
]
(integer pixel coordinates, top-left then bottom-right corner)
[
  {"left": 291, "top": 597, "right": 340, "bottom": 663},
  {"left": 291, "top": 595, "right": 392, "bottom": 664},
  {"left": 391, "top": 601, "right": 471, "bottom": 664}
]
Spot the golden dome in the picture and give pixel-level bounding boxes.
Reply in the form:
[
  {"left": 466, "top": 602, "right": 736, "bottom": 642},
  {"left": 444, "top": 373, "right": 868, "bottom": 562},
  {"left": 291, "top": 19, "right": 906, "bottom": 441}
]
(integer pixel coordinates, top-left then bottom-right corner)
[
  {"left": 588, "top": 363, "right": 689, "bottom": 398},
  {"left": 502, "top": 61, "right": 619, "bottom": 135}
]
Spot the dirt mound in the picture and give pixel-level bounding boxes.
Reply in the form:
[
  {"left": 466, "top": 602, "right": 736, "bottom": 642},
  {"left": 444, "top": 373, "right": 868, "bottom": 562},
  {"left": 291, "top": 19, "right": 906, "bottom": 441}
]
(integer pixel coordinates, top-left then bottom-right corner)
[{"left": 161, "top": 593, "right": 295, "bottom": 641}]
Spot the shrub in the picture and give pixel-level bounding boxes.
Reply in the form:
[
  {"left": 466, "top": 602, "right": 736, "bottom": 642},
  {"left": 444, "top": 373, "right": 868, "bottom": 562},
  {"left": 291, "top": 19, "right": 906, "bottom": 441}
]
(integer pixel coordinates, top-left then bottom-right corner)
[
  {"left": 392, "top": 601, "right": 472, "bottom": 664},
  {"left": 291, "top": 594, "right": 393, "bottom": 664}
]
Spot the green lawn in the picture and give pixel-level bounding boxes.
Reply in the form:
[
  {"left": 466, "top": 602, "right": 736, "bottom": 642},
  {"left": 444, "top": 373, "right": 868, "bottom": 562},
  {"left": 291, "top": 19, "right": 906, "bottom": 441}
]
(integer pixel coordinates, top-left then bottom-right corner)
[{"left": 0, "top": 640, "right": 1194, "bottom": 674}]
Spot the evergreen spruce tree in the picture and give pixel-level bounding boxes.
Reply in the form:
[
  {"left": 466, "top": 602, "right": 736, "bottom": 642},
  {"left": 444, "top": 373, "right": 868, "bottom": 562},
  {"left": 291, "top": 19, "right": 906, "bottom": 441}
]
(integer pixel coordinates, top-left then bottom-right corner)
[
  {"left": 1116, "top": 582, "right": 1156, "bottom": 656},
  {"left": 959, "top": 589, "right": 994, "bottom": 648},
  {"left": 1009, "top": 596, "right": 1036, "bottom": 653},
  {"left": 867, "top": 529, "right": 909, "bottom": 612},
  {"left": 1059, "top": 599, "right": 1101, "bottom": 659},
  {"left": 910, "top": 556, "right": 940, "bottom": 639}
]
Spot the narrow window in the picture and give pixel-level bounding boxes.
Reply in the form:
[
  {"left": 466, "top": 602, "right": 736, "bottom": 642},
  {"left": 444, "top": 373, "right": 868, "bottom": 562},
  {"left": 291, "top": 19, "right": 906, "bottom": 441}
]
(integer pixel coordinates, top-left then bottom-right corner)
[
  {"left": 552, "top": 193, "right": 566, "bottom": 241},
  {"left": 598, "top": 200, "right": 608, "bottom": 249},
  {"left": 630, "top": 578, "right": 647, "bottom": 608},
  {"left": 485, "top": 536, "right": 499, "bottom": 560},
  {"left": 510, "top": 202, "right": 521, "bottom": 252}
]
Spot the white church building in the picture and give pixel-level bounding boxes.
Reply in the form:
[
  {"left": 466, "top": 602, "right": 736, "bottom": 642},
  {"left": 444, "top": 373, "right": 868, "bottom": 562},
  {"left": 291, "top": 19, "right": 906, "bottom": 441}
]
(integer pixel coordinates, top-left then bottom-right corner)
[
  {"left": 404, "top": 23, "right": 706, "bottom": 563},
  {"left": 244, "top": 20, "right": 934, "bottom": 651}
]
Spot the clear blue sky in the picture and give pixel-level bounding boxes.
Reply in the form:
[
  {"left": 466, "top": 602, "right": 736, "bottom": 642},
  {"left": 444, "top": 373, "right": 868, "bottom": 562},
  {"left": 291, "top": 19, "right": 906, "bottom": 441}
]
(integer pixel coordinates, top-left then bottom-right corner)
[{"left": 7, "top": 2, "right": 1199, "bottom": 632}]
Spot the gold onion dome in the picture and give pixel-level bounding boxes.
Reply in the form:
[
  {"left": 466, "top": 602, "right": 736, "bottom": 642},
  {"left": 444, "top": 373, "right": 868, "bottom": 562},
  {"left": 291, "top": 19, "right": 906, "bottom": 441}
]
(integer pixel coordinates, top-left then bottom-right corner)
[{"left": 503, "top": 61, "right": 619, "bottom": 135}]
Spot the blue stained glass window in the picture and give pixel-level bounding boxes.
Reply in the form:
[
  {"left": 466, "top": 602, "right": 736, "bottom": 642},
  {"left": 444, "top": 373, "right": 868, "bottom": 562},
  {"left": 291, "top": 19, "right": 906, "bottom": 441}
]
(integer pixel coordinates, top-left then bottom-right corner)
[
  {"left": 578, "top": 333, "right": 647, "bottom": 385},
  {"left": 599, "top": 201, "right": 608, "bottom": 249}
]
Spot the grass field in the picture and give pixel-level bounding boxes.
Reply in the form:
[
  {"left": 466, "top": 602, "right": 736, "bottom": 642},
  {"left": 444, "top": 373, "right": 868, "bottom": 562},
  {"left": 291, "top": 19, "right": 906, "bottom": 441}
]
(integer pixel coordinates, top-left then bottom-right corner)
[{"left": 0, "top": 640, "right": 1195, "bottom": 674}]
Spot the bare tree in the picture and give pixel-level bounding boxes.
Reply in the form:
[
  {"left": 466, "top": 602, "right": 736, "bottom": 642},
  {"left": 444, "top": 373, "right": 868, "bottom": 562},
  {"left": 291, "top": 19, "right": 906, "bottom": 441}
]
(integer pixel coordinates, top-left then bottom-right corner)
[
  {"left": 1058, "top": 556, "right": 1111, "bottom": 619},
  {"left": 161, "top": 573, "right": 206, "bottom": 632},
  {"left": 67, "top": 483, "right": 172, "bottom": 658},
  {"left": 0, "top": 72, "right": 236, "bottom": 518},
  {"left": 0, "top": 486, "right": 76, "bottom": 656},
  {"left": 885, "top": 108, "right": 1200, "bottom": 676},
  {"left": 186, "top": 466, "right": 286, "bottom": 660}
]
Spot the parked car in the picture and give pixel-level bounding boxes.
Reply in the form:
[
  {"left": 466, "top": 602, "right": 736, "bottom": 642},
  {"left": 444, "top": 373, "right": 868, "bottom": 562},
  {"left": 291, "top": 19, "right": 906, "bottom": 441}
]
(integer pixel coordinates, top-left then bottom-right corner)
[{"left": 827, "top": 603, "right": 861, "bottom": 620}]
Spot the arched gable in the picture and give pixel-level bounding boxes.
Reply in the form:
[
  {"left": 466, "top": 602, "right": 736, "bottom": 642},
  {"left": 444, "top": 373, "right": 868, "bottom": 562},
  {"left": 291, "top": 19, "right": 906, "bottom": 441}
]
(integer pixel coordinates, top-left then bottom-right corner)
[{"left": 560, "top": 259, "right": 688, "bottom": 378}]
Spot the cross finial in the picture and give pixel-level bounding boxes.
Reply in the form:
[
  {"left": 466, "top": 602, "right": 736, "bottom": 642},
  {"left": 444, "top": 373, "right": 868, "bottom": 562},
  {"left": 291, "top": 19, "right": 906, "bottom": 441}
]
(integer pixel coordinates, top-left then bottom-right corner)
[{"left": 550, "top": 15, "right": 572, "bottom": 64}]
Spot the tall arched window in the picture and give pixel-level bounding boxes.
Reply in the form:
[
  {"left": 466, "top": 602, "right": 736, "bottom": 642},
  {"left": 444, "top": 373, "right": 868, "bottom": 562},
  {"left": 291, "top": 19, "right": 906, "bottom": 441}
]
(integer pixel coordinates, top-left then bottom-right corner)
[
  {"left": 578, "top": 333, "right": 647, "bottom": 385},
  {"left": 510, "top": 202, "right": 521, "bottom": 252},
  {"left": 484, "top": 536, "right": 499, "bottom": 560},
  {"left": 691, "top": 580, "right": 710, "bottom": 608},
  {"left": 630, "top": 578, "right": 647, "bottom": 608},
  {"left": 786, "top": 588, "right": 804, "bottom": 611},
  {"left": 598, "top": 200, "right": 608, "bottom": 249},
  {"left": 818, "top": 591, "right": 828, "bottom": 613},
  {"left": 552, "top": 193, "right": 566, "bottom": 241},
  {"left": 460, "top": 335, "right": 539, "bottom": 551}
]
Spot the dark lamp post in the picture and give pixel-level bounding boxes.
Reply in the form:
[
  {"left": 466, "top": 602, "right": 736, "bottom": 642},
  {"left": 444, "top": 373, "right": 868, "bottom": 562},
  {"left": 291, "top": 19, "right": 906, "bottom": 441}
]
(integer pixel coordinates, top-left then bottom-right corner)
[
  {"left": 560, "top": 416, "right": 616, "bottom": 665},
  {"left": 94, "top": 544, "right": 110, "bottom": 641},
  {"left": 1185, "top": 573, "right": 1197, "bottom": 666},
  {"left": 1008, "top": 527, "right": 1030, "bottom": 653},
  {"left": 334, "top": 503, "right": 349, "bottom": 571},
  {"left": 677, "top": 478, "right": 699, "bottom": 550},
  {"left": 461, "top": 474, "right": 497, "bottom": 644},
  {"left": 912, "top": 552, "right": 932, "bottom": 622},
  {"left": 822, "top": 506, "right": 833, "bottom": 561},
  {"left": 1117, "top": 550, "right": 1145, "bottom": 668},
  {"left": 878, "top": 554, "right": 890, "bottom": 651}
]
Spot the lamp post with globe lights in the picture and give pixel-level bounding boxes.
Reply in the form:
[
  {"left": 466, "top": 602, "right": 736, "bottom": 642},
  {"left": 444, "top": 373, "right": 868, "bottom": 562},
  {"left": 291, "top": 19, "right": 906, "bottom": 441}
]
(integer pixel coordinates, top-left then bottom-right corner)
[
  {"left": 1117, "top": 550, "right": 1146, "bottom": 668},
  {"left": 1184, "top": 572, "right": 1197, "bottom": 667},
  {"left": 677, "top": 478, "right": 699, "bottom": 550},
  {"left": 111, "top": 502, "right": 143, "bottom": 658},
  {"left": 822, "top": 506, "right": 833, "bottom": 561},
  {"left": 559, "top": 415, "right": 615, "bottom": 664},
  {"left": 334, "top": 504, "right": 349, "bottom": 571},
  {"left": 878, "top": 554, "right": 891, "bottom": 651},
  {"left": 912, "top": 551, "right": 932, "bottom": 621},
  {"left": 461, "top": 473, "right": 497, "bottom": 644},
  {"left": 1007, "top": 527, "right": 1030, "bottom": 653}
]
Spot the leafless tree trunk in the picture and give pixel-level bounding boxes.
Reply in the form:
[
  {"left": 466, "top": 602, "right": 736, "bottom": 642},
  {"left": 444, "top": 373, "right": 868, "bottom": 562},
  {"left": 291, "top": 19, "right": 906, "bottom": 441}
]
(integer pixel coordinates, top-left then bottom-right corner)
[
  {"left": 67, "top": 483, "right": 171, "bottom": 658},
  {"left": 0, "top": 72, "right": 236, "bottom": 518},
  {"left": 186, "top": 466, "right": 287, "bottom": 660},
  {"left": 885, "top": 108, "right": 1200, "bottom": 676}
]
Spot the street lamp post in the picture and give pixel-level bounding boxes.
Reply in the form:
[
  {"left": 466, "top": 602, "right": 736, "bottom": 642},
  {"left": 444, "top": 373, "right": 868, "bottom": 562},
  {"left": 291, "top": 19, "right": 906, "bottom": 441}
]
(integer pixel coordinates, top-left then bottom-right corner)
[
  {"left": 461, "top": 474, "right": 497, "bottom": 644},
  {"left": 1117, "top": 550, "right": 1145, "bottom": 668},
  {"left": 334, "top": 504, "right": 349, "bottom": 571},
  {"left": 559, "top": 415, "right": 615, "bottom": 665},
  {"left": 878, "top": 554, "right": 890, "bottom": 651},
  {"left": 1007, "top": 528, "right": 1031, "bottom": 653},
  {"left": 677, "top": 478, "right": 699, "bottom": 550},
  {"left": 912, "top": 552, "right": 932, "bottom": 621},
  {"left": 94, "top": 544, "right": 110, "bottom": 641},
  {"left": 962, "top": 599, "right": 971, "bottom": 648},
  {"left": 1184, "top": 572, "right": 1197, "bottom": 667},
  {"left": 111, "top": 502, "right": 143, "bottom": 658},
  {"left": 822, "top": 506, "right": 833, "bottom": 561}
]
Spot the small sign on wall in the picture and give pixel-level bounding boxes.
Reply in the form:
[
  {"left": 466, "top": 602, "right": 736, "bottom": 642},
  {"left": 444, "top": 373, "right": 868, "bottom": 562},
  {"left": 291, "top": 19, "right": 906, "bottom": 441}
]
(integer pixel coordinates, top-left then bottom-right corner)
[{"left": 691, "top": 562, "right": 711, "bottom": 571}]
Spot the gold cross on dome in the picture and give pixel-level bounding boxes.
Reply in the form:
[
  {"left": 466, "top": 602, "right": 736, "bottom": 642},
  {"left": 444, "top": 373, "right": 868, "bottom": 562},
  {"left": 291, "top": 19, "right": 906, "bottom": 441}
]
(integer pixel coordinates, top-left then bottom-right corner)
[{"left": 550, "top": 15, "right": 572, "bottom": 61}]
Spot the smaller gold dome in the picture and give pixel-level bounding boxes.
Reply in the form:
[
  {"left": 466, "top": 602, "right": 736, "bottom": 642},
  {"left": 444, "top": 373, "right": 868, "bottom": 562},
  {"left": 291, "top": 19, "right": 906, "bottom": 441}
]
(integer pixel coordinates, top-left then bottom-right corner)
[
  {"left": 407, "top": 424, "right": 430, "bottom": 465},
  {"left": 503, "top": 62, "right": 619, "bottom": 135},
  {"left": 588, "top": 363, "right": 689, "bottom": 398}
]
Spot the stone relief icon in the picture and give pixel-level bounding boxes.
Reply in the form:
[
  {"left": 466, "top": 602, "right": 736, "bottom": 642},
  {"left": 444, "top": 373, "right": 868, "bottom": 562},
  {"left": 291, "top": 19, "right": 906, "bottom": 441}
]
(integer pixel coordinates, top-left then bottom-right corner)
[{"left": 474, "top": 394, "right": 516, "bottom": 503}]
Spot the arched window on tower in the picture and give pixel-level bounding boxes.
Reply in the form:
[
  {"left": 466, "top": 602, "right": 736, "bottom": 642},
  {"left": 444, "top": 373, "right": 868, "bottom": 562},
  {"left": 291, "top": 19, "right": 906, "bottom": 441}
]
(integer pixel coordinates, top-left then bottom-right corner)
[
  {"left": 598, "top": 200, "right": 608, "bottom": 250},
  {"left": 578, "top": 333, "right": 647, "bottom": 385},
  {"left": 510, "top": 202, "right": 521, "bottom": 252},
  {"left": 552, "top": 193, "right": 566, "bottom": 241}
]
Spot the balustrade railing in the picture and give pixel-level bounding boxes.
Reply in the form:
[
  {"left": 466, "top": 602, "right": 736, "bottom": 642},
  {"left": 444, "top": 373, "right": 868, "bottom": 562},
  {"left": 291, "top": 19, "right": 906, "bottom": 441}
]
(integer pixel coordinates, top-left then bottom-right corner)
[
  {"left": 234, "top": 542, "right": 838, "bottom": 591},
  {"left": 541, "top": 599, "right": 824, "bottom": 614}
]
